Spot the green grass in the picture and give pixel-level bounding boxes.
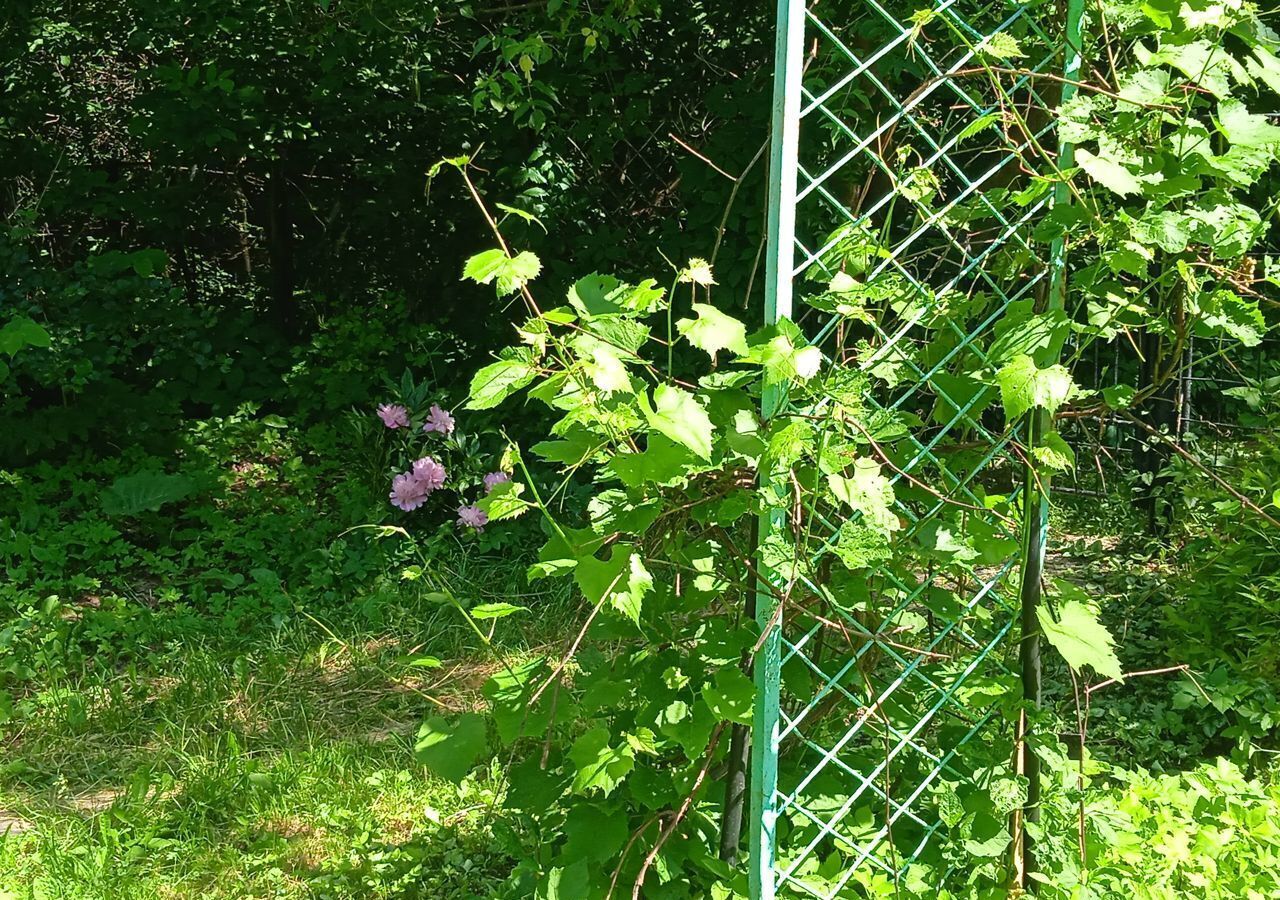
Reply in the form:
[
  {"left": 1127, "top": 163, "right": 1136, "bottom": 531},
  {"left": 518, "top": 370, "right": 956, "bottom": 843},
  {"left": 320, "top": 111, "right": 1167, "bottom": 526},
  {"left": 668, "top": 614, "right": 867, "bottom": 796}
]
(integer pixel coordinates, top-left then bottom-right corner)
[{"left": 0, "top": 581, "right": 576, "bottom": 899}]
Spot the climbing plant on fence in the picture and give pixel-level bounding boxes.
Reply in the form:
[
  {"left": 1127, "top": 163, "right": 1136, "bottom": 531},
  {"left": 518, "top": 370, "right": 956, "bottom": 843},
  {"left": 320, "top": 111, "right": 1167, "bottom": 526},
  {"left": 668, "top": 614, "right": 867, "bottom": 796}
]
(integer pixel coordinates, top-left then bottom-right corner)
[
  {"left": 403, "top": 1, "right": 1279, "bottom": 897},
  {"left": 748, "top": 0, "right": 1085, "bottom": 894},
  {"left": 746, "top": 0, "right": 1280, "bottom": 897}
]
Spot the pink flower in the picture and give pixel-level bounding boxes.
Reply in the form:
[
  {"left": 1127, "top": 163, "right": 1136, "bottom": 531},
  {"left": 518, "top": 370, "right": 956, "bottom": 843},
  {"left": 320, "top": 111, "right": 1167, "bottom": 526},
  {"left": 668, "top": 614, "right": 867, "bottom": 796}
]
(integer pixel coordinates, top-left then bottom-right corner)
[
  {"left": 457, "top": 504, "right": 488, "bottom": 531},
  {"left": 390, "top": 472, "right": 428, "bottom": 511},
  {"left": 412, "top": 457, "right": 447, "bottom": 491},
  {"left": 422, "top": 404, "right": 456, "bottom": 436},
  {"left": 483, "top": 471, "right": 511, "bottom": 493},
  {"left": 377, "top": 403, "right": 410, "bottom": 429}
]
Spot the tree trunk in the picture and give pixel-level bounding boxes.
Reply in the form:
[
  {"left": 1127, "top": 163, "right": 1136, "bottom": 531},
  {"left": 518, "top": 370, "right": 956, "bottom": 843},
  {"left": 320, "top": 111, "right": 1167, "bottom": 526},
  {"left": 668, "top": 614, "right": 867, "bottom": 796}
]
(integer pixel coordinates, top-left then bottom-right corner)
[{"left": 266, "top": 155, "right": 296, "bottom": 333}]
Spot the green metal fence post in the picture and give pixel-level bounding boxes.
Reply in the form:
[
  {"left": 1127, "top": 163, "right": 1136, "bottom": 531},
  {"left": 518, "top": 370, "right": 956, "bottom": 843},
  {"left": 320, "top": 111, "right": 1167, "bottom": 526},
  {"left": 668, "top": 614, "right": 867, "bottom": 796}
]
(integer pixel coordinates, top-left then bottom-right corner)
[
  {"left": 1015, "top": 0, "right": 1084, "bottom": 887},
  {"left": 750, "top": 1, "right": 805, "bottom": 897}
]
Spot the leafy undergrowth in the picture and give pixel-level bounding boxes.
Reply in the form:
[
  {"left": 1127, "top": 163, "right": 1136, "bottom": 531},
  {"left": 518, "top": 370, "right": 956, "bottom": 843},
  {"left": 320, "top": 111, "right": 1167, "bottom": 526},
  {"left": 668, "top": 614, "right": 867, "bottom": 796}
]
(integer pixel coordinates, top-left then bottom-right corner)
[{"left": 0, "top": 395, "right": 573, "bottom": 898}]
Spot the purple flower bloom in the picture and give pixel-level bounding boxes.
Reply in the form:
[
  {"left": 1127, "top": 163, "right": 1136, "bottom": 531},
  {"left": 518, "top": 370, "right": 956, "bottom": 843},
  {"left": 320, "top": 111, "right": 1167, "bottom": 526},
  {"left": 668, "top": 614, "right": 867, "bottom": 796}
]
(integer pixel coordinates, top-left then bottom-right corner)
[
  {"left": 457, "top": 504, "right": 488, "bottom": 532},
  {"left": 483, "top": 471, "right": 511, "bottom": 493},
  {"left": 390, "top": 472, "right": 428, "bottom": 511},
  {"left": 412, "top": 456, "right": 447, "bottom": 491},
  {"left": 422, "top": 404, "right": 456, "bottom": 436},
  {"left": 377, "top": 403, "right": 410, "bottom": 429}
]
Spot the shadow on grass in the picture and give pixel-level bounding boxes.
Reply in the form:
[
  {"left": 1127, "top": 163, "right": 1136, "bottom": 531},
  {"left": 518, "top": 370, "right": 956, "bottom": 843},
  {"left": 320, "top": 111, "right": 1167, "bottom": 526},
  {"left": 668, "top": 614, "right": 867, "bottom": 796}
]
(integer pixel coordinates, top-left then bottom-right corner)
[{"left": 0, "top": 596, "right": 570, "bottom": 898}]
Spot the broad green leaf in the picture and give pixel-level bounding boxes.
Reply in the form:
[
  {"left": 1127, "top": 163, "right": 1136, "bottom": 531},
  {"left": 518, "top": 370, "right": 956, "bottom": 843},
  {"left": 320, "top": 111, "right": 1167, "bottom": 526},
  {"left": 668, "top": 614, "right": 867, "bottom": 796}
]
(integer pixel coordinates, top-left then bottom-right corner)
[
  {"left": 102, "top": 472, "right": 196, "bottom": 516},
  {"left": 643, "top": 384, "right": 714, "bottom": 460},
  {"left": 532, "top": 428, "right": 601, "bottom": 466},
  {"left": 584, "top": 345, "right": 631, "bottom": 395},
  {"left": 793, "top": 345, "right": 822, "bottom": 380},
  {"left": 1248, "top": 47, "right": 1280, "bottom": 95},
  {"left": 608, "top": 433, "right": 699, "bottom": 487},
  {"left": 1216, "top": 99, "right": 1280, "bottom": 149},
  {"left": 539, "top": 861, "right": 590, "bottom": 900},
  {"left": 1032, "top": 432, "right": 1076, "bottom": 472},
  {"left": 414, "top": 713, "right": 487, "bottom": 783},
  {"left": 466, "top": 356, "right": 538, "bottom": 409},
  {"left": 1116, "top": 68, "right": 1170, "bottom": 109},
  {"left": 1102, "top": 384, "right": 1136, "bottom": 409},
  {"left": 462, "top": 248, "right": 542, "bottom": 296},
  {"left": 742, "top": 320, "right": 821, "bottom": 383},
  {"left": 560, "top": 805, "right": 628, "bottom": 865},
  {"left": 568, "top": 726, "right": 635, "bottom": 796},
  {"left": 987, "top": 303, "right": 1069, "bottom": 365},
  {"left": 917, "top": 521, "right": 978, "bottom": 564},
  {"left": 701, "top": 667, "right": 754, "bottom": 725},
  {"left": 931, "top": 372, "right": 996, "bottom": 425},
  {"left": 1193, "top": 290, "right": 1265, "bottom": 346},
  {"left": 574, "top": 547, "right": 651, "bottom": 625},
  {"left": 484, "top": 658, "right": 578, "bottom": 744},
  {"left": 1076, "top": 147, "right": 1143, "bottom": 197},
  {"left": 827, "top": 458, "right": 899, "bottom": 537},
  {"left": 676, "top": 303, "right": 748, "bottom": 358},
  {"left": 611, "top": 555, "right": 652, "bottom": 625},
  {"left": 1136, "top": 39, "right": 1232, "bottom": 98},
  {"left": 996, "top": 355, "right": 1074, "bottom": 421},
  {"left": 568, "top": 274, "right": 665, "bottom": 317},
  {"left": 0, "top": 316, "right": 51, "bottom": 356},
  {"left": 1037, "top": 599, "right": 1123, "bottom": 681},
  {"left": 833, "top": 521, "right": 893, "bottom": 571}
]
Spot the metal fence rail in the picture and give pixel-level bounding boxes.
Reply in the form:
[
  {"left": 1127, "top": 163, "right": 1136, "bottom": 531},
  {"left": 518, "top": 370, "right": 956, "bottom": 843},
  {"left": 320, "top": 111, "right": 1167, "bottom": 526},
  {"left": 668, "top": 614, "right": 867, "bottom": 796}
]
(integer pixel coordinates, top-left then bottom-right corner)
[{"left": 751, "top": 1, "right": 1081, "bottom": 895}]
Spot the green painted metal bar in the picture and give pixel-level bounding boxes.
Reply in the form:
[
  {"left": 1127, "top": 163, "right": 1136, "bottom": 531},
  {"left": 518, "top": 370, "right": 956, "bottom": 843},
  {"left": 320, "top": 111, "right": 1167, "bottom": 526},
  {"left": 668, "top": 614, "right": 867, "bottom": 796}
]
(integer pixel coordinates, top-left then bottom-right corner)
[
  {"left": 749, "top": 1, "right": 804, "bottom": 897},
  {"left": 1014, "top": 0, "right": 1084, "bottom": 888}
]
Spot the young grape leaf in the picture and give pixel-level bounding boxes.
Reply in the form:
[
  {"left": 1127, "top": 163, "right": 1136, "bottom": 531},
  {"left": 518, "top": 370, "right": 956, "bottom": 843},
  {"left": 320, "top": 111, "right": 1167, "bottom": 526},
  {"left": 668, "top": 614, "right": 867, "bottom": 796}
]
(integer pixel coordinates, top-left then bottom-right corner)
[
  {"left": 1032, "top": 431, "right": 1076, "bottom": 472},
  {"left": 568, "top": 726, "right": 635, "bottom": 796},
  {"left": 466, "top": 355, "right": 538, "bottom": 409},
  {"left": 462, "top": 249, "right": 541, "bottom": 296},
  {"left": 702, "top": 667, "right": 755, "bottom": 725},
  {"left": 1076, "top": 147, "right": 1143, "bottom": 197},
  {"left": 996, "top": 355, "right": 1074, "bottom": 421},
  {"left": 643, "top": 384, "right": 714, "bottom": 460},
  {"left": 414, "top": 713, "right": 487, "bottom": 783},
  {"left": 1036, "top": 600, "right": 1123, "bottom": 681},
  {"left": 676, "top": 303, "right": 748, "bottom": 359}
]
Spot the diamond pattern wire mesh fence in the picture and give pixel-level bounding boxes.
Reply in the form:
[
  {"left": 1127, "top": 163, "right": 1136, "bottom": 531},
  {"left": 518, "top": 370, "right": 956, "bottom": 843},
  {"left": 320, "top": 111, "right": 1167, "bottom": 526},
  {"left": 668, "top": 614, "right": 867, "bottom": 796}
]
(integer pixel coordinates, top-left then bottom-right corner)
[{"left": 750, "top": 1, "right": 1080, "bottom": 896}]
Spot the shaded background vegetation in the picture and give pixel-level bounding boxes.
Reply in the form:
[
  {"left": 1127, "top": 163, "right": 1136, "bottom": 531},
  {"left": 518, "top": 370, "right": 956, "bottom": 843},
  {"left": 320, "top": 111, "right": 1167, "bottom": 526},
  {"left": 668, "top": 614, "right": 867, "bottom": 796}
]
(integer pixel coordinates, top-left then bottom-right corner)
[{"left": 1, "top": 0, "right": 771, "bottom": 462}]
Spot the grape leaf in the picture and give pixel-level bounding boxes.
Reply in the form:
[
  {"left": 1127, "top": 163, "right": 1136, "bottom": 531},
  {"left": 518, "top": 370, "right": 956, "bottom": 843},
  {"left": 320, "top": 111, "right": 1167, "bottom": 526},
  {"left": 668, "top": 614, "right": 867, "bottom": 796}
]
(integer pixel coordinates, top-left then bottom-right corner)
[
  {"left": 701, "top": 667, "right": 754, "bottom": 725},
  {"left": 466, "top": 355, "right": 538, "bottom": 410},
  {"left": 1036, "top": 600, "right": 1123, "bottom": 681},
  {"left": 643, "top": 384, "right": 714, "bottom": 460},
  {"left": 827, "top": 458, "right": 899, "bottom": 537},
  {"left": 462, "top": 249, "right": 541, "bottom": 296},
  {"left": 1216, "top": 99, "right": 1280, "bottom": 149},
  {"left": 1076, "top": 147, "right": 1143, "bottom": 197},
  {"left": 996, "top": 355, "right": 1074, "bottom": 421},
  {"left": 414, "top": 713, "right": 487, "bottom": 783},
  {"left": 568, "top": 726, "right": 635, "bottom": 796},
  {"left": 676, "top": 303, "right": 748, "bottom": 358}
]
